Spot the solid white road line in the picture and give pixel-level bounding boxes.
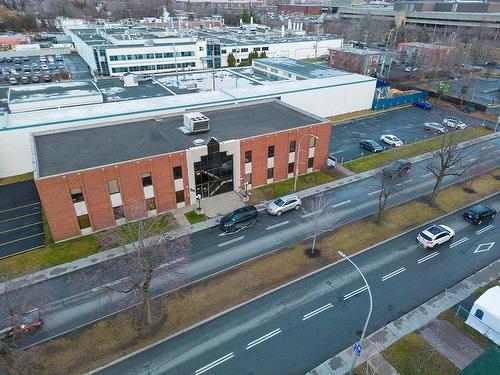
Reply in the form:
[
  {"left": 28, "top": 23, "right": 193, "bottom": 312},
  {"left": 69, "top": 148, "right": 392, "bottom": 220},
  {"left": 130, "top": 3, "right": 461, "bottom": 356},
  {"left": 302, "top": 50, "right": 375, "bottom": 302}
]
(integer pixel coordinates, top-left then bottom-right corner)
[
  {"left": 449, "top": 237, "right": 469, "bottom": 248},
  {"left": 420, "top": 172, "right": 432, "bottom": 178},
  {"left": 217, "top": 236, "right": 245, "bottom": 247},
  {"left": 331, "top": 200, "right": 351, "bottom": 209},
  {"left": 417, "top": 251, "right": 439, "bottom": 264},
  {"left": 195, "top": 352, "right": 235, "bottom": 374},
  {"left": 266, "top": 220, "right": 289, "bottom": 231},
  {"left": 343, "top": 285, "right": 368, "bottom": 301},
  {"left": 246, "top": 329, "right": 282, "bottom": 350},
  {"left": 476, "top": 225, "right": 494, "bottom": 235},
  {"left": 302, "top": 303, "right": 334, "bottom": 321},
  {"left": 381, "top": 267, "right": 406, "bottom": 281},
  {"left": 368, "top": 190, "right": 381, "bottom": 196}
]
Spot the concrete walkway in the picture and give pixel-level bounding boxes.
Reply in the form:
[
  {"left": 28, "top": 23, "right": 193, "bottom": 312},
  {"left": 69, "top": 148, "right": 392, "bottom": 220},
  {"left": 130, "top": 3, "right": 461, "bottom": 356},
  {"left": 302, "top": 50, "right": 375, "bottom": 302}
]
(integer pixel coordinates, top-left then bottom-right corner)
[{"left": 306, "top": 260, "right": 500, "bottom": 375}]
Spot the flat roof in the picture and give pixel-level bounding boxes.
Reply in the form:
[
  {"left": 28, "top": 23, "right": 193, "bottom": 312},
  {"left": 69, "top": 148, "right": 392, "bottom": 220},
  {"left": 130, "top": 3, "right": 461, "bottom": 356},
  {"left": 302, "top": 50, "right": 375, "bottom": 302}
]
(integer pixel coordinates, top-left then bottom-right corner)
[
  {"left": 253, "top": 57, "right": 349, "bottom": 79},
  {"left": 34, "top": 100, "right": 324, "bottom": 177},
  {"left": 332, "top": 47, "right": 381, "bottom": 55},
  {"left": 96, "top": 78, "right": 174, "bottom": 102},
  {"left": 8, "top": 81, "right": 102, "bottom": 104}
]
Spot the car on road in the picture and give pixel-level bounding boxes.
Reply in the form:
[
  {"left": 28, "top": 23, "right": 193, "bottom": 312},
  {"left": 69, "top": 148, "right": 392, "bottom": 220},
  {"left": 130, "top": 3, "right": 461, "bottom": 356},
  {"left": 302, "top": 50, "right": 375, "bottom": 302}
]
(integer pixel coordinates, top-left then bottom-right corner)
[
  {"left": 267, "top": 195, "right": 301, "bottom": 216},
  {"left": 360, "top": 139, "right": 384, "bottom": 153},
  {"left": 0, "top": 308, "right": 42, "bottom": 341},
  {"left": 463, "top": 204, "right": 496, "bottom": 225},
  {"left": 8, "top": 77, "right": 17, "bottom": 85},
  {"left": 425, "top": 122, "right": 446, "bottom": 134},
  {"left": 443, "top": 117, "right": 467, "bottom": 130},
  {"left": 220, "top": 206, "right": 259, "bottom": 233},
  {"left": 382, "top": 159, "right": 412, "bottom": 178},
  {"left": 417, "top": 224, "right": 455, "bottom": 248},
  {"left": 327, "top": 153, "right": 337, "bottom": 169},
  {"left": 380, "top": 134, "right": 403, "bottom": 147},
  {"left": 413, "top": 101, "right": 433, "bottom": 110}
]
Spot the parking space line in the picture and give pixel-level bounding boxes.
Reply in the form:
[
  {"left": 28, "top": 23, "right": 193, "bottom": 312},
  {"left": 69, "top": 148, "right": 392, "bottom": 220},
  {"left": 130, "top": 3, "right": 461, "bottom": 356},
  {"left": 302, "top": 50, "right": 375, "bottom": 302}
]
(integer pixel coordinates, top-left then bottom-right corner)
[
  {"left": 381, "top": 267, "right": 406, "bottom": 281},
  {"left": 417, "top": 252, "right": 439, "bottom": 264},
  {"left": 0, "top": 221, "right": 42, "bottom": 235},
  {"left": 0, "top": 232, "right": 44, "bottom": 247},
  {"left": 368, "top": 190, "right": 381, "bottom": 196},
  {"left": 331, "top": 200, "right": 351, "bottom": 209},
  {"left": 476, "top": 225, "right": 494, "bottom": 235},
  {"left": 246, "top": 329, "right": 282, "bottom": 350},
  {"left": 266, "top": 220, "right": 289, "bottom": 231},
  {"left": 195, "top": 352, "right": 235, "bottom": 374},
  {"left": 303, "top": 303, "right": 334, "bottom": 321},
  {"left": 449, "top": 237, "right": 469, "bottom": 248},
  {"left": 217, "top": 236, "right": 245, "bottom": 247},
  {"left": 0, "top": 211, "right": 41, "bottom": 224},
  {"left": 301, "top": 210, "right": 321, "bottom": 218},
  {"left": 0, "top": 202, "right": 40, "bottom": 214}
]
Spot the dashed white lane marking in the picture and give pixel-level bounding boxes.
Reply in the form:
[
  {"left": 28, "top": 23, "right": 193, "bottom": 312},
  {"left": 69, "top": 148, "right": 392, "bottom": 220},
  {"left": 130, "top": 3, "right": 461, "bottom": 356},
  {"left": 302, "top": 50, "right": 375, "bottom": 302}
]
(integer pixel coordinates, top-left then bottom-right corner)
[
  {"left": 301, "top": 210, "right": 321, "bottom": 219},
  {"left": 302, "top": 303, "right": 334, "bottom": 321},
  {"left": 381, "top": 267, "right": 406, "bottom": 281},
  {"left": 217, "top": 236, "right": 245, "bottom": 247},
  {"left": 246, "top": 329, "right": 282, "bottom": 350},
  {"left": 417, "top": 251, "right": 439, "bottom": 264},
  {"left": 343, "top": 285, "right": 368, "bottom": 301},
  {"left": 397, "top": 179, "right": 414, "bottom": 186},
  {"left": 368, "top": 190, "right": 381, "bottom": 196},
  {"left": 449, "top": 237, "right": 469, "bottom": 248},
  {"left": 195, "top": 352, "right": 235, "bottom": 374},
  {"left": 266, "top": 220, "right": 289, "bottom": 231},
  {"left": 476, "top": 225, "right": 494, "bottom": 235},
  {"left": 420, "top": 172, "right": 433, "bottom": 178},
  {"left": 331, "top": 200, "right": 351, "bottom": 209}
]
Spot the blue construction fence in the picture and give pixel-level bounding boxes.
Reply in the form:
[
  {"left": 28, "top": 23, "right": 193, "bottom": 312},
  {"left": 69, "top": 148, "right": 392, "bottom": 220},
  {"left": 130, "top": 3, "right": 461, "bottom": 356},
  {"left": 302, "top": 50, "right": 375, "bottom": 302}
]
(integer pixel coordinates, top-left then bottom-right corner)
[{"left": 372, "top": 90, "right": 428, "bottom": 111}]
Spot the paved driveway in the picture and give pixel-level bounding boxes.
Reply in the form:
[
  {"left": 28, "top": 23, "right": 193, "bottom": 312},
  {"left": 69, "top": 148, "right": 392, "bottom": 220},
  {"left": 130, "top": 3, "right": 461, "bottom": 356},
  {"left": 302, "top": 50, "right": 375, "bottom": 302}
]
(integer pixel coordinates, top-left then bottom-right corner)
[{"left": 0, "top": 180, "right": 44, "bottom": 258}]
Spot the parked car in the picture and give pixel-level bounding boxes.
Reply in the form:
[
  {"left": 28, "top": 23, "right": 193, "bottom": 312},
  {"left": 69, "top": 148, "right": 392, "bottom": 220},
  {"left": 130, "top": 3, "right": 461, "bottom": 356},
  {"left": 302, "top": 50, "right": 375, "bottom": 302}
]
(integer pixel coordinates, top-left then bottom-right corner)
[
  {"left": 413, "top": 101, "right": 433, "bottom": 110},
  {"left": 425, "top": 122, "right": 446, "bottom": 134},
  {"left": 49, "top": 63, "right": 57, "bottom": 70},
  {"left": 20, "top": 76, "right": 30, "bottom": 84},
  {"left": 22, "top": 56, "right": 29, "bottom": 61},
  {"left": 41, "top": 64, "right": 49, "bottom": 71},
  {"left": 382, "top": 159, "right": 412, "bottom": 179},
  {"left": 360, "top": 139, "right": 384, "bottom": 153},
  {"left": 23, "top": 65, "right": 31, "bottom": 73},
  {"left": 31, "top": 75, "right": 40, "bottom": 83},
  {"left": 0, "top": 309, "right": 42, "bottom": 341},
  {"left": 219, "top": 206, "right": 259, "bottom": 233},
  {"left": 267, "top": 195, "right": 301, "bottom": 216},
  {"left": 14, "top": 64, "right": 22, "bottom": 71},
  {"left": 404, "top": 66, "right": 412, "bottom": 72},
  {"left": 13, "top": 57, "right": 21, "bottom": 64},
  {"left": 43, "top": 74, "right": 52, "bottom": 82},
  {"left": 39, "top": 56, "right": 47, "bottom": 63},
  {"left": 443, "top": 117, "right": 467, "bottom": 130},
  {"left": 57, "top": 62, "right": 65, "bottom": 69},
  {"left": 6, "top": 57, "right": 12, "bottom": 63},
  {"left": 32, "top": 65, "right": 40, "bottom": 72},
  {"left": 0, "top": 57, "right": 5, "bottom": 63},
  {"left": 55, "top": 54, "right": 63, "bottom": 61},
  {"left": 417, "top": 224, "right": 455, "bottom": 249},
  {"left": 2, "top": 68, "right": 10, "bottom": 75},
  {"left": 380, "top": 134, "right": 403, "bottom": 147},
  {"left": 8, "top": 77, "right": 17, "bottom": 85},
  {"left": 327, "top": 153, "right": 337, "bottom": 169},
  {"left": 463, "top": 204, "right": 496, "bottom": 225},
  {"left": 47, "top": 55, "right": 54, "bottom": 63}
]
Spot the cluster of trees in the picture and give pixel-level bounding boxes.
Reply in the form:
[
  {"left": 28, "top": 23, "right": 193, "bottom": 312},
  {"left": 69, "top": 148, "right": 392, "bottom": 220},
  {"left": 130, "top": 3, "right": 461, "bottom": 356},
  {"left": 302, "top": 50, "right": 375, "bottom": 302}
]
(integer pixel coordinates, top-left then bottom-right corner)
[
  {"left": 0, "top": 6, "right": 37, "bottom": 32},
  {"left": 227, "top": 50, "right": 267, "bottom": 67},
  {"left": 223, "top": 9, "right": 261, "bottom": 26}
]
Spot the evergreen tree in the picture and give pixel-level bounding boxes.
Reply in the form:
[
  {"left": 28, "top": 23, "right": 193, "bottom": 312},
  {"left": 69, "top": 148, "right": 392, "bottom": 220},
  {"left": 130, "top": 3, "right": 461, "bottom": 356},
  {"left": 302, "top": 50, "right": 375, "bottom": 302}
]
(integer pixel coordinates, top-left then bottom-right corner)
[
  {"left": 227, "top": 52, "right": 236, "bottom": 67},
  {"left": 259, "top": 51, "right": 267, "bottom": 58}
]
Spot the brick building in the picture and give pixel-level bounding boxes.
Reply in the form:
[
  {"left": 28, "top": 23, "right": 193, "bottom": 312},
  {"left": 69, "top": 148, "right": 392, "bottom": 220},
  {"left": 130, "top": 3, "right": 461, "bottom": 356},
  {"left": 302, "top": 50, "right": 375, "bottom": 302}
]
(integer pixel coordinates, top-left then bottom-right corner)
[
  {"left": 396, "top": 42, "right": 454, "bottom": 69},
  {"left": 329, "top": 47, "right": 381, "bottom": 76},
  {"left": 277, "top": 4, "right": 324, "bottom": 15},
  {"left": 33, "top": 100, "right": 331, "bottom": 242}
]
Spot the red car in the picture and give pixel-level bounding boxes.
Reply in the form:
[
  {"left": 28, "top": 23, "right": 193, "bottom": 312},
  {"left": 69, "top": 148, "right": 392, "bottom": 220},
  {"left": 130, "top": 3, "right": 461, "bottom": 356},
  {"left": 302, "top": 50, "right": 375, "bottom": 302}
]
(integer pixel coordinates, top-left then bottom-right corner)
[{"left": 0, "top": 309, "right": 42, "bottom": 340}]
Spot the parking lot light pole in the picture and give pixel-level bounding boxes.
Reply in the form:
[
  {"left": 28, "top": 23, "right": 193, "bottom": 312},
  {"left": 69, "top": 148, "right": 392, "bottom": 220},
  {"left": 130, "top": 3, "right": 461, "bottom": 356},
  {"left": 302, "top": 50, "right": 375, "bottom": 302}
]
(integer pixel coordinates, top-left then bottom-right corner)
[
  {"left": 337, "top": 250, "right": 373, "bottom": 375},
  {"left": 294, "top": 134, "right": 319, "bottom": 192}
]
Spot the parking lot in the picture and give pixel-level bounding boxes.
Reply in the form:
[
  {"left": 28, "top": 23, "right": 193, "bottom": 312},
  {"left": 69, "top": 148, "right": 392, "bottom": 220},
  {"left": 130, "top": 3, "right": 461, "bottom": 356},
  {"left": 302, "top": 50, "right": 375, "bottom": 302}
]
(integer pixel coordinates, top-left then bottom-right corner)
[
  {"left": 0, "top": 180, "right": 44, "bottom": 258},
  {"left": 329, "top": 104, "right": 496, "bottom": 163},
  {"left": 0, "top": 53, "right": 68, "bottom": 85}
]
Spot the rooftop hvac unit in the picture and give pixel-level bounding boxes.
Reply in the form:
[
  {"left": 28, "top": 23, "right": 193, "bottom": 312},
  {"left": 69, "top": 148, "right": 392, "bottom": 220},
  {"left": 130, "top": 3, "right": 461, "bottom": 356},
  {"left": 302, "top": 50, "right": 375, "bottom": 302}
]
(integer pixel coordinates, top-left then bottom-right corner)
[
  {"left": 185, "top": 82, "right": 197, "bottom": 90},
  {"left": 183, "top": 112, "right": 209, "bottom": 134}
]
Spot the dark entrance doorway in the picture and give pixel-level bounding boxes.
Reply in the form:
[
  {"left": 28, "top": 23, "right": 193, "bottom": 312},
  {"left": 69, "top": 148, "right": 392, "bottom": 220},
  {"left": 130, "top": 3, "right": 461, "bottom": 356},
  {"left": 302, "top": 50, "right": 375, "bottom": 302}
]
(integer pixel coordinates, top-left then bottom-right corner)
[{"left": 194, "top": 138, "right": 234, "bottom": 198}]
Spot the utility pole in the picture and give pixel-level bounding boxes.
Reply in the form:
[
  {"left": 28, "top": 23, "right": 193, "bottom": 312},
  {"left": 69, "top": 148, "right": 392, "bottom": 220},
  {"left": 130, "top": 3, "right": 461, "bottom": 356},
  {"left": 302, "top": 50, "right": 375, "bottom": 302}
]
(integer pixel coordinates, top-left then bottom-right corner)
[{"left": 211, "top": 42, "right": 216, "bottom": 91}]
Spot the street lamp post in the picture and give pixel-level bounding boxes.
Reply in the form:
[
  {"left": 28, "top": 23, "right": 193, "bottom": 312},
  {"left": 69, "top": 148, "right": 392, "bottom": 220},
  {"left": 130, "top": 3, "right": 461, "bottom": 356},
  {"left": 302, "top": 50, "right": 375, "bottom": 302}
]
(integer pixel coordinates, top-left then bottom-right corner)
[
  {"left": 337, "top": 250, "right": 373, "bottom": 375},
  {"left": 294, "top": 133, "right": 319, "bottom": 192},
  {"left": 196, "top": 194, "right": 202, "bottom": 213}
]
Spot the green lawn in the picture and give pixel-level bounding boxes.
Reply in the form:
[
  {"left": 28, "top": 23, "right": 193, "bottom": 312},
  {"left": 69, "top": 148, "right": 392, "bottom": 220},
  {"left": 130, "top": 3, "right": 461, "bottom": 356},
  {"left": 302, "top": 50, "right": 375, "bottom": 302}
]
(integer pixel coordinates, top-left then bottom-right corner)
[
  {"left": 382, "top": 332, "right": 459, "bottom": 375},
  {"left": 344, "top": 127, "right": 492, "bottom": 173},
  {"left": 249, "top": 170, "right": 345, "bottom": 204},
  {"left": 185, "top": 210, "right": 207, "bottom": 224}
]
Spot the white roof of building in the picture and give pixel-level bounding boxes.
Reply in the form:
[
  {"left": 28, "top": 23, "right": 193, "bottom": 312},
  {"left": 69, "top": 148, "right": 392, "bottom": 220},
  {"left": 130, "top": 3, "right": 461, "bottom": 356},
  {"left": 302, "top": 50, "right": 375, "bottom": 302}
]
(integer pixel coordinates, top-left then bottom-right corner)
[{"left": 474, "top": 286, "right": 500, "bottom": 315}]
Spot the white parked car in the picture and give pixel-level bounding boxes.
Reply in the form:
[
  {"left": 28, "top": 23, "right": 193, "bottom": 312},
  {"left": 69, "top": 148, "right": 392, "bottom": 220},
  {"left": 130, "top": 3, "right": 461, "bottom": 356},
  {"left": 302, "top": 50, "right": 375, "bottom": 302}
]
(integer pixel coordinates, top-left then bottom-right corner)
[
  {"left": 424, "top": 122, "right": 446, "bottom": 134},
  {"left": 404, "top": 66, "right": 412, "bottom": 72},
  {"left": 443, "top": 117, "right": 467, "bottom": 130},
  {"left": 417, "top": 224, "right": 455, "bottom": 249},
  {"left": 41, "top": 64, "right": 49, "bottom": 71},
  {"left": 266, "top": 195, "right": 302, "bottom": 216},
  {"left": 380, "top": 134, "right": 404, "bottom": 147}
]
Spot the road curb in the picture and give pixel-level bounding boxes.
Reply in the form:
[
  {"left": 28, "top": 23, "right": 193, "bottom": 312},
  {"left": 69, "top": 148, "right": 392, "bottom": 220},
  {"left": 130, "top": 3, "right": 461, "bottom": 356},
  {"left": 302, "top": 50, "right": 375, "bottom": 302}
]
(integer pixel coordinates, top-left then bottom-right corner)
[{"left": 86, "top": 191, "right": 500, "bottom": 374}]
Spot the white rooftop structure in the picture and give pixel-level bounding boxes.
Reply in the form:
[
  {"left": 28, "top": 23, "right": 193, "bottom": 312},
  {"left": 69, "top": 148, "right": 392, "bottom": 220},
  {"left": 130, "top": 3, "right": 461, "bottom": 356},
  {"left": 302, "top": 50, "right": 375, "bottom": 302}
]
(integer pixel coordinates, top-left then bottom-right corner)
[{"left": 466, "top": 286, "right": 500, "bottom": 345}]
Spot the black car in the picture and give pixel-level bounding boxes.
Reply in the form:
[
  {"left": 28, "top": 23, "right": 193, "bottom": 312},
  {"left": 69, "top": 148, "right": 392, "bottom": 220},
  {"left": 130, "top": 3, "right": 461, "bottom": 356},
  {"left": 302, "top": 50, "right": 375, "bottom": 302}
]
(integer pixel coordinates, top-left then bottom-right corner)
[
  {"left": 0, "top": 57, "right": 5, "bottom": 63},
  {"left": 382, "top": 159, "right": 412, "bottom": 178},
  {"left": 463, "top": 204, "right": 496, "bottom": 225},
  {"left": 6, "top": 57, "right": 12, "bottom": 63},
  {"left": 220, "top": 206, "right": 259, "bottom": 233},
  {"left": 360, "top": 139, "right": 384, "bottom": 153}
]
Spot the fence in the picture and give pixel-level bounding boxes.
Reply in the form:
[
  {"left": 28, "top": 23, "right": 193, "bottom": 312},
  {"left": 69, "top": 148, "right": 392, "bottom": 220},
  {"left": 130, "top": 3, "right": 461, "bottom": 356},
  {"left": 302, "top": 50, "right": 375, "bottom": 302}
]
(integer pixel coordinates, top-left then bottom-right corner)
[
  {"left": 372, "top": 90, "right": 428, "bottom": 110},
  {"left": 455, "top": 304, "right": 500, "bottom": 343}
]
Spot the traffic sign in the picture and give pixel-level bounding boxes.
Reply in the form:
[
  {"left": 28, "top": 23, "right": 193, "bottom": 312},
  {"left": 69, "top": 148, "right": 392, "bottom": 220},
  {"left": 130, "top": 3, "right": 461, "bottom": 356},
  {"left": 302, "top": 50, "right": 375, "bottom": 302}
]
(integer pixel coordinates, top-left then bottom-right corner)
[{"left": 353, "top": 342, "right": 362, "bottom": 356}]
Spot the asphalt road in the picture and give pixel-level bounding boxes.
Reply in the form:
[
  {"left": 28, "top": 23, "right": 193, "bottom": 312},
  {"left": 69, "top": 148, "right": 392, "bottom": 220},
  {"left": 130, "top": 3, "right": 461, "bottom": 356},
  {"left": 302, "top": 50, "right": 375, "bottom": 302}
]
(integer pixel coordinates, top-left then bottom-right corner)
[
  {"left": 4, "top": 136, "right": 500, "bottom": 350},
  {"left": 96, "top": 194, "right": 500, "bottom": 375},
  {"left": 329, "top": 105, "right": 496, "bottom": 163}
]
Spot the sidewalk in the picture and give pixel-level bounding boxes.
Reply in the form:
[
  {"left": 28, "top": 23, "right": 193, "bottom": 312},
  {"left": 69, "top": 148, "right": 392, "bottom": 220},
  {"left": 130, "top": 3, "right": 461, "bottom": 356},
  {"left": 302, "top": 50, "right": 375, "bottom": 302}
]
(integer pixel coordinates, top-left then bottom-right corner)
[
  {"left": 2, "top": 130, "right": 499, "bottom": 294},
  {"left": 306, "top": 260, "right": 500, "bottom": 375}
]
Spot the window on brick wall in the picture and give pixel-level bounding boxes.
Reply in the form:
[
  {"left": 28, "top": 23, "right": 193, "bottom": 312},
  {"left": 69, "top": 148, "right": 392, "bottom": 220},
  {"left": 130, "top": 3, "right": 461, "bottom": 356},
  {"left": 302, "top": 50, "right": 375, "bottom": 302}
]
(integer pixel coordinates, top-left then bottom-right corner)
[
  {"left": 289, "top": 140, "right": 296, "bottom": 153},
  {"left": 268, "top": 145, "right": 274, "bottom": 158},
  {"left": 175, "top": 190, "right": 184, "bottom": 203},
  {"left": 288, "top": 162, "right": 294, "bottom": 174},
  {"left": 308, "top": 157, "right": 314, "bottom": 169},
  {"left": 142, "top": 172, "right": 152, "bottom": 187},
  {"left": 267, "top": 167, "right": 274, "bottom": 179},
  {"left": 77, "top": 214, "right": 91, "bottom": 229},
  {"left": 146, "top": 197, "right": 156, "bottom": 211},
  {"left": 113, "top": 206, "right": 125, "bottom": 220},
  {"left": 173, "top": 166, "right": 182, "bottom": 180},
  {"left": 245, "top": 150, "right": 252, "bottom": 163},
  {"left": 70, "top": 187, "right": 84, "bottom": 203},
  {"left": 309, "top": 137, "right": 317, "bottom": 148},
  {"left": 108, "top": 179, "right": 120, "bottom": 194}
]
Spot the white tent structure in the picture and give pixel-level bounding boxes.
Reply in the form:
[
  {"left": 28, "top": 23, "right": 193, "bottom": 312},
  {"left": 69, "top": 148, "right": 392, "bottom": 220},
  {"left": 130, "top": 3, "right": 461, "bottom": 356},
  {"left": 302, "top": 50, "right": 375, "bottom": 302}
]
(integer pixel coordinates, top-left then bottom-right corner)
[{"left": 466, "top": 286, "right": 500, "bottom": 345}]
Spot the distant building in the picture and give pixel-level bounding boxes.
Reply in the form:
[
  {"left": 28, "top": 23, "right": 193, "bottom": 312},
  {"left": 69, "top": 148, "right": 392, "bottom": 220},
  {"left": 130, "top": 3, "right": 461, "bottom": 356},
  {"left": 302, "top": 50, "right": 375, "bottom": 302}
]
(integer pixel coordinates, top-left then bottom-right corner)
[
  {"left": 0, "top": 34, "right": 30, "bottom": 50},
  {"left": 397, "top": 42, "right": 454, "bottom": 68},
  {"left": 329, "top": 47, "right": 381, "bottom": 76},
  {"left": 277, "top": 4, "right": 324, "bottom": 14},
  {"left": 394, "top": 0, "right": 500, "bottom": 14}
]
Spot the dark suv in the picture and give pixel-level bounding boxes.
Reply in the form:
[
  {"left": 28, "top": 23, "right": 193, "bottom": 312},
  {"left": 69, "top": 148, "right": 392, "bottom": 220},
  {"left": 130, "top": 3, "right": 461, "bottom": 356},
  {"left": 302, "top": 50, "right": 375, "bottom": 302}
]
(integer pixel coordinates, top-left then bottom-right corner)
[
  {"left": 463, "top": 204, "right": 496, "bottom": 225},
  {"left": 382, "top": 159, "right": 412, "bottom": 178},
  {"left": 220, "top": 206, "right": 259, "bottom": 233}
]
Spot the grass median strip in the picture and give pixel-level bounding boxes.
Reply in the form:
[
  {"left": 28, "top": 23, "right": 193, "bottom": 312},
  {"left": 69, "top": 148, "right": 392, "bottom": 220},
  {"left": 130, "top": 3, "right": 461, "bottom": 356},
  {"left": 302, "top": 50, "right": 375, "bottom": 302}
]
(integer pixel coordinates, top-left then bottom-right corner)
[
  {"left": 15, "top": 169, "right": 500, "bottom": 375},
  {"left": 344, "top": 127, "right": 492, "bottom": 173},
  {"left": 185, "top": 210, "right": 208, "bottom": 224}
]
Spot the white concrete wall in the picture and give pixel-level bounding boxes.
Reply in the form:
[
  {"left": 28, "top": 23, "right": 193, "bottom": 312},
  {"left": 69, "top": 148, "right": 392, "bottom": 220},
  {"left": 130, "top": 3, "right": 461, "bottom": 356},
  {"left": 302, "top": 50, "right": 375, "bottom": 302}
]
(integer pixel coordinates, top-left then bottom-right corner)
[{"left": 8, "top": 93, "right": 103, "bottom": 113}]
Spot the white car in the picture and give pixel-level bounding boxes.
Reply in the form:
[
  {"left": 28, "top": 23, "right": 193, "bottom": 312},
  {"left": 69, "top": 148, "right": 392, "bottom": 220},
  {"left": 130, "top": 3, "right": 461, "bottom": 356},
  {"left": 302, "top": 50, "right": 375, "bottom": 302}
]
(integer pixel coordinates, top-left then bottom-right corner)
[
  {"left": 443, "top": 117, "right": 467, "bottom": 130},
  {"left": 380, "top": 134, "right": 403, "bottom": 147},
  {"left": 404, "top": 66, "right": 412, "bottom": 72},
  {"left": 41, "top": 64, "right": 49, "bottom": 71},
  {"left": 417, "top": 224, "right": 455, "bottom": 249},
  {"left": 424, "top": 122, "right": 446, "bottom": 134},
  {"left": 266, "top": 195, "right": 301, "bottom": 216}
]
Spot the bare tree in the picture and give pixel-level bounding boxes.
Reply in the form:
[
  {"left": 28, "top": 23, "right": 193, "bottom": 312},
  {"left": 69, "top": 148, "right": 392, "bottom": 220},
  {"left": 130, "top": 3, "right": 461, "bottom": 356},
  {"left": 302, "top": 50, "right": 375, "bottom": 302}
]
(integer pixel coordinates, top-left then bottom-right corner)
[
  {"left": 426, "top": 131, "right": 477, "bottom": 204},
  {"left": 376, "top": 171, "right": 404, "bottom": 222},
  {"left": 301, "top": 193, "right": 329, "bottom": 257},
  {"left": 96, "top": 204, "right": 189, "bottom": 325}
]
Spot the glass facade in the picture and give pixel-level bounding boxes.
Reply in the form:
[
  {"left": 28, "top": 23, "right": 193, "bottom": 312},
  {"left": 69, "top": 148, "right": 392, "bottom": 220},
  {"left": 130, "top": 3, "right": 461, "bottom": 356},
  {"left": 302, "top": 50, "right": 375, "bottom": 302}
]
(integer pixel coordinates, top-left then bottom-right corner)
[{"left": 194, "top": 139, "right": 233, "bottom": 198}]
